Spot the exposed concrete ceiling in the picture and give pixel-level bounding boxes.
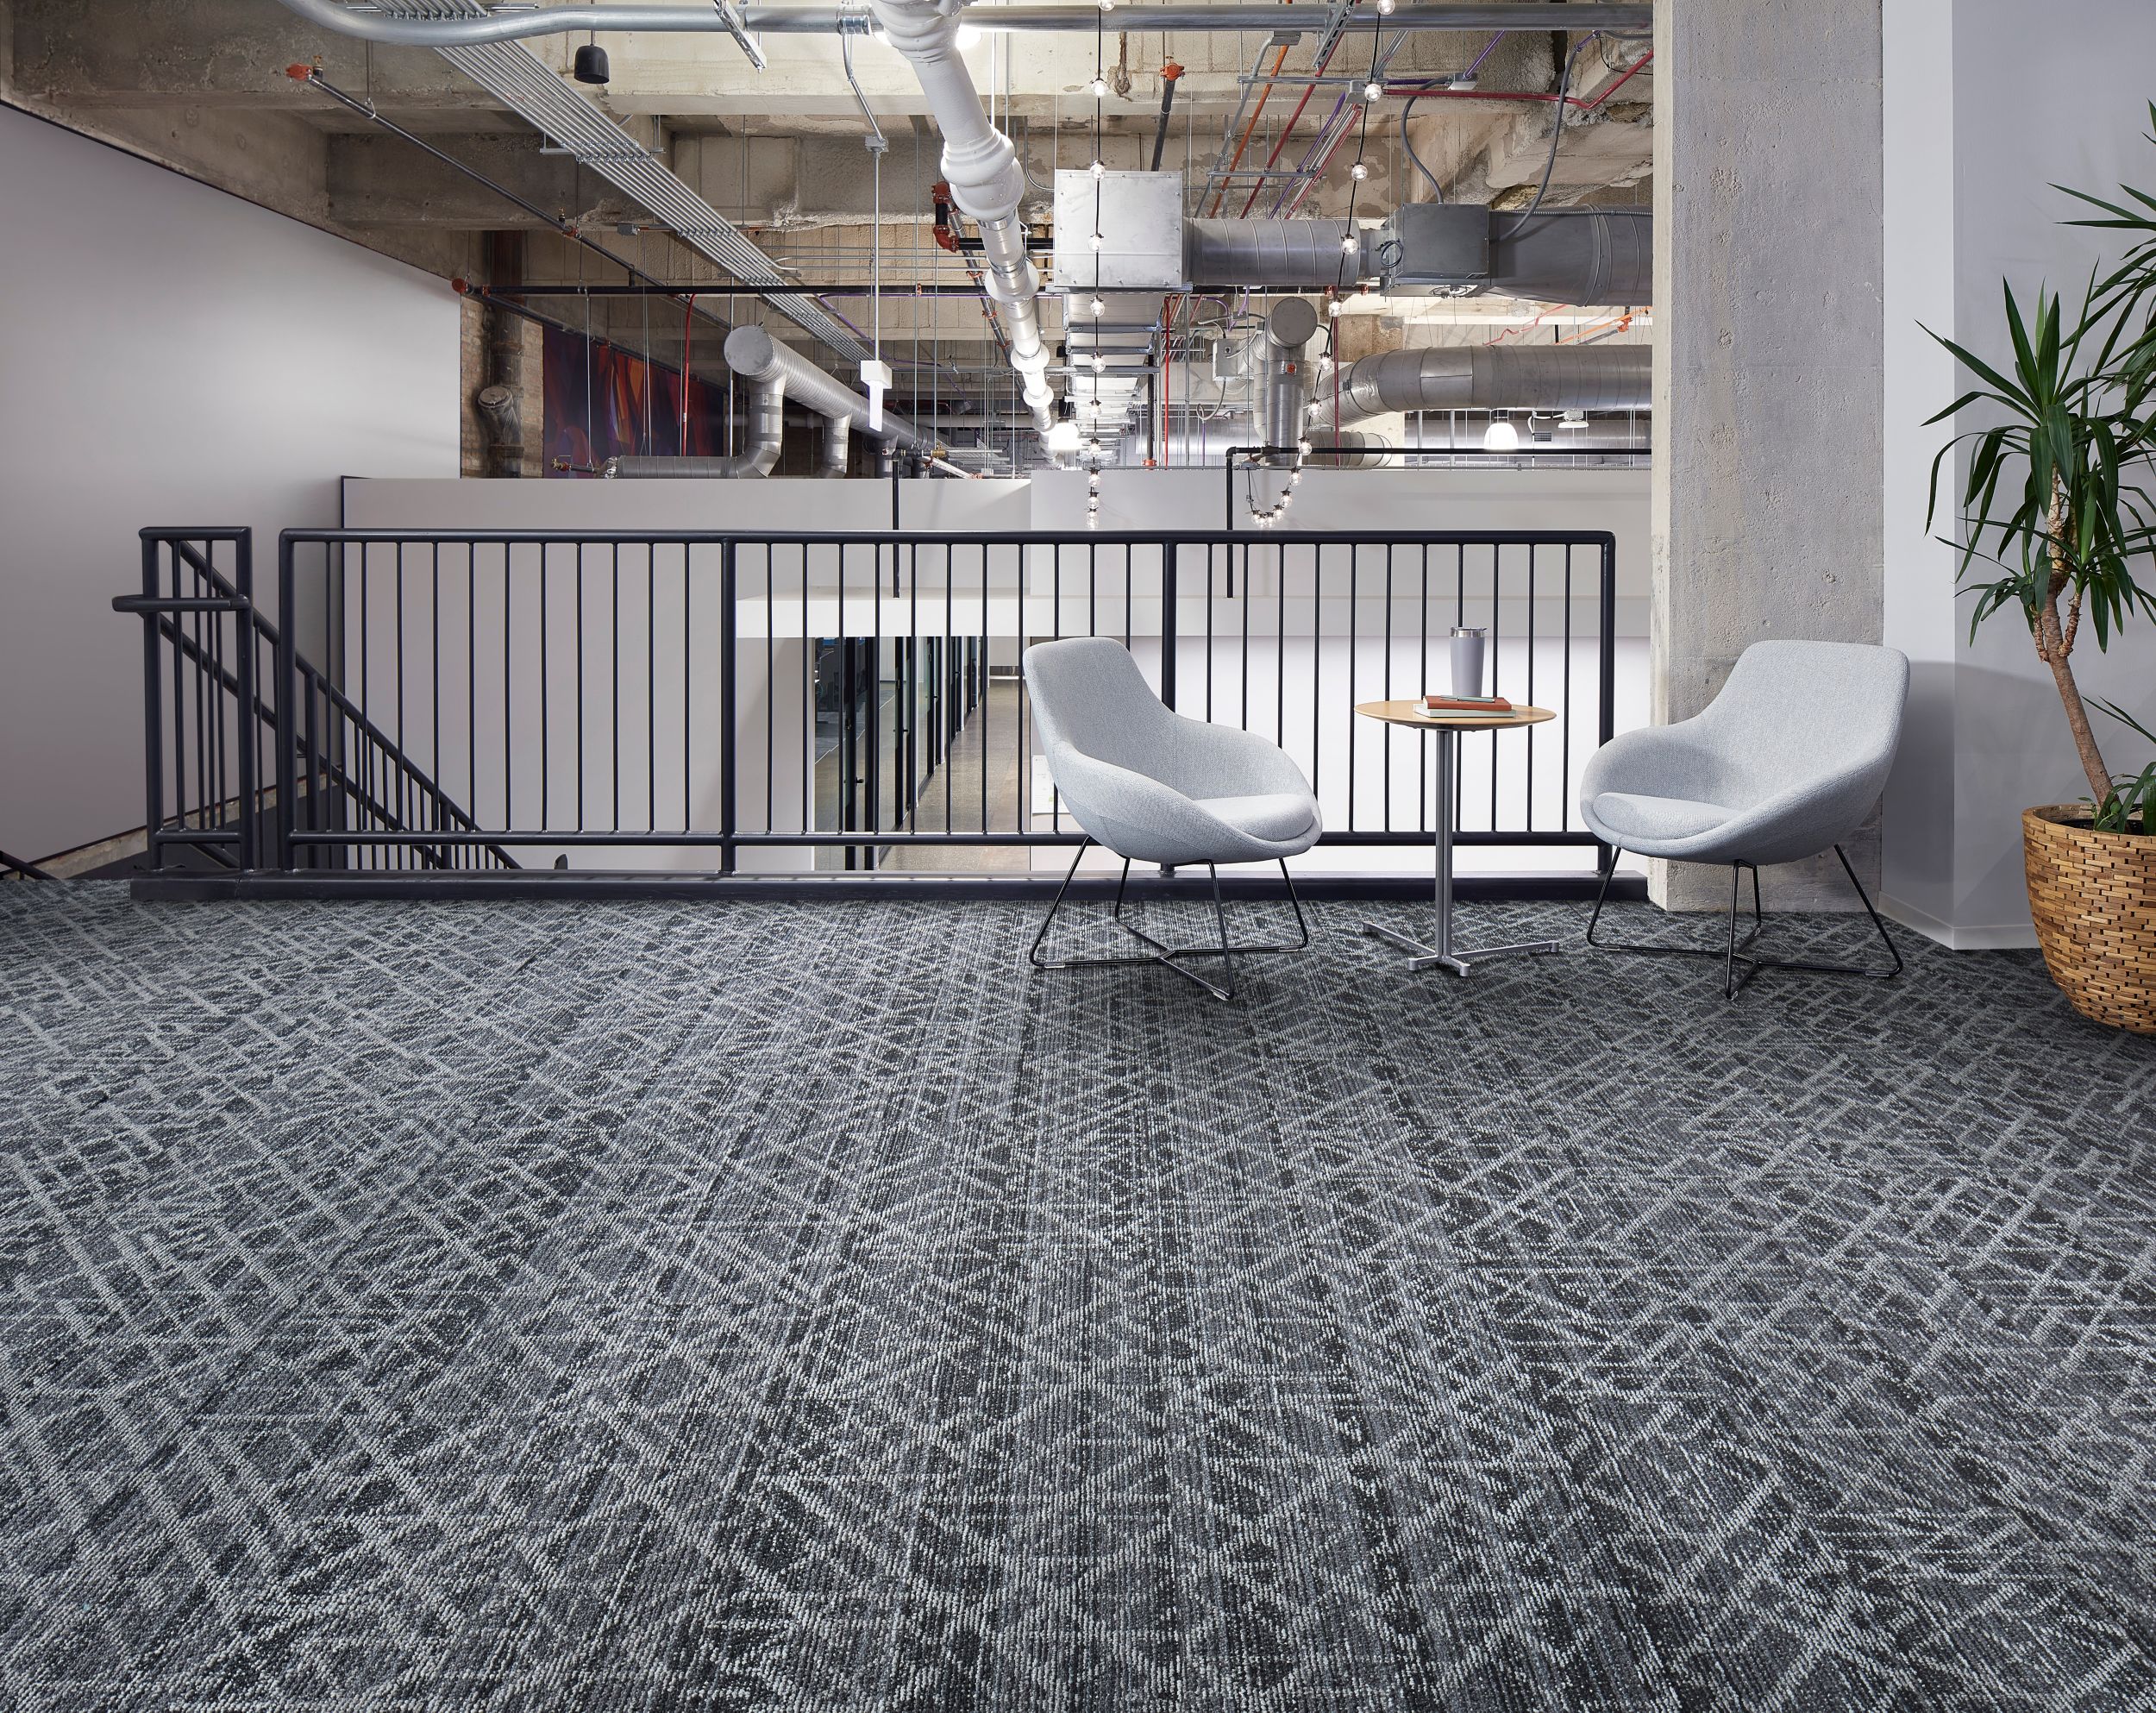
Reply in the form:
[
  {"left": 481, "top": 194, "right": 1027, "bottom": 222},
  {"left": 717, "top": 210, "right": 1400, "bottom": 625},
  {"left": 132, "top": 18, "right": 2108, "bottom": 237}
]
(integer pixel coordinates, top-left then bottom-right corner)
[{"left": 0, "top": 0, "right": 1651, "bottom": 430}]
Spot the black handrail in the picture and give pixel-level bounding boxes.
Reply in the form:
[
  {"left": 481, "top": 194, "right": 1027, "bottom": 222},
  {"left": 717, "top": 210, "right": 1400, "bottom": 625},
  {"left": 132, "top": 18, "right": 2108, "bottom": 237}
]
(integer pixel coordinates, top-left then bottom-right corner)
[
  {"left": 0, "top": 850, "right": 55, "bottom": 882},
  {"left": 273, "top": 524, "right": 1621, "bottom": 879}
]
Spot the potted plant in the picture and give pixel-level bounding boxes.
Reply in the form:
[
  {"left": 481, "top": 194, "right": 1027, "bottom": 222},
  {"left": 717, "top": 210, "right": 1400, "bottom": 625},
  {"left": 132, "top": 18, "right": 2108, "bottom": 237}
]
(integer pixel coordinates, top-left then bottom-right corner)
[{"left": 1927, "top": 116, "right": 2156, "bottom": 1034}]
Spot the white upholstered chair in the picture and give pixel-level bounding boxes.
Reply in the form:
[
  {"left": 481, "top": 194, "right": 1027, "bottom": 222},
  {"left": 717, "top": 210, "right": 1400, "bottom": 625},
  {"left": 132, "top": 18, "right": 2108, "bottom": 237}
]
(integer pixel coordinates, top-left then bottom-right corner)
[
  {"left": 1022, "top": 637, "right": 1320, "bottom": 1000},
  {"left": 1580, "top": 639, "right": 1909, "bottom": 997}
]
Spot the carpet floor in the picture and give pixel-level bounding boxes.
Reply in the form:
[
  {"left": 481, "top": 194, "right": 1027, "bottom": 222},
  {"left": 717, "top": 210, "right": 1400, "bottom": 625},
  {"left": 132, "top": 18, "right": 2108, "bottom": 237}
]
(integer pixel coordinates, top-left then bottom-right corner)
[{"left": 1, "top": 883, "right": 2153, "bottom": 1710}]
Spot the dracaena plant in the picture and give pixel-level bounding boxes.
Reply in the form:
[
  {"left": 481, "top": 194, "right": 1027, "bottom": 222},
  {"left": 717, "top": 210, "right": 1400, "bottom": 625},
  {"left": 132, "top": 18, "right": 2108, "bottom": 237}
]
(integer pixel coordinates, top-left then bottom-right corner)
[{"left": 1925, "top": 106, "right": 2156, "bottom": 831}]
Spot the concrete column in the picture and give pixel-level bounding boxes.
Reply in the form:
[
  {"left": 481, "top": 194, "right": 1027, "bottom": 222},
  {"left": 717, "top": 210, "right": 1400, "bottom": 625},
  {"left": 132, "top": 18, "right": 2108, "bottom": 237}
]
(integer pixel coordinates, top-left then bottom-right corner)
[{"left": 1649, "top": 0, "right": 1885, "bottom": 909}]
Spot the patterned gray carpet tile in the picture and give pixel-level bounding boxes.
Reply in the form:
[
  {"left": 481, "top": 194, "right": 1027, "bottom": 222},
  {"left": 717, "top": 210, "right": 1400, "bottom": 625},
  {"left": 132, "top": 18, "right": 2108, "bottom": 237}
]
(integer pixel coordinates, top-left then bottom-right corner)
[{"left": 1, "top": 882, "right": 2153, "bottom": 1710}]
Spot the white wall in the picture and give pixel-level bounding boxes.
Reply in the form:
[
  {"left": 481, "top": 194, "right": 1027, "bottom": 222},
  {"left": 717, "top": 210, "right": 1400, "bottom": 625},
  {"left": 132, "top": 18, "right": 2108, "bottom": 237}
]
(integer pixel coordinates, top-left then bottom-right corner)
[
  {"left": 1883, "top": 0, "right": 2156, "bottom": 946},
  {"left": 0, "top": 105, "right": 461, "bottom": 862}
]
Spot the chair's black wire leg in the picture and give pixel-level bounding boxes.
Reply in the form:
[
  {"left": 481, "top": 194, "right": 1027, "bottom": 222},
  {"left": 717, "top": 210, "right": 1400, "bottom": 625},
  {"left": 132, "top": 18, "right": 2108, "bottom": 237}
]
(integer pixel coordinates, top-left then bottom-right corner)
[
  {"left": 1835, "top": 843, "right": 1905, "bottom": 978},
  {"left": 1724, "top": 863, "right": 1745, "bottom": 999},
  {"left": 1585, "top": 846, "right": 1624, "bottom": 946},
  {"left": 1278, "top": 859, "right": 1312, "bottom": 951},
  {"left": 1206, "top": 863, "right": 1237, "bottom": 1000},
  {"left": 1107, "top": 856, "right": 1135, "bottom": 930},
  {"left": 1029, "top": 838, "right": 1091, "bottom": 969}
]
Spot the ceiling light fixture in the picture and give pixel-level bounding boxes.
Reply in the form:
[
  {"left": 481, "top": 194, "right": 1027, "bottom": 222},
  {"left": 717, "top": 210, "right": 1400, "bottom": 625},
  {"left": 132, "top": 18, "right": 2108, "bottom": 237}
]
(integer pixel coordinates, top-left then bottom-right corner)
[
  {"left": 1087, "top": 295, "right": 1106, "bottom": 317},
  {"left": 1090, "top": 76, "right": 1110, "bottom": 98},
  {"left": 1363, "top": 79, "right": 1383, "bottom": 102},
  {"left": 955, "top": 22, "right": 980, "bottom": 47},
  {"left": 1089, "top": 158, "right": 1107, "bottom": 179},
  {"left": 1482, "top": 413, "right": 1520, "bottom": 452},
  {"left": 1350, "top": 161, "right": 1369, "bottom": 181}
]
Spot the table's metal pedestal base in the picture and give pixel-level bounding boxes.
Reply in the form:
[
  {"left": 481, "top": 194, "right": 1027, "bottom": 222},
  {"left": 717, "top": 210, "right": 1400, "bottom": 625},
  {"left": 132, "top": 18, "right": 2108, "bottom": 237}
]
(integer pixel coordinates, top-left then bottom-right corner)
[
  {"left": 1360, "top": 921, "right": 1564, "bottom": 977},
  {"left": 1363, "top": 723, "right": 1563, "bottom": 978}
]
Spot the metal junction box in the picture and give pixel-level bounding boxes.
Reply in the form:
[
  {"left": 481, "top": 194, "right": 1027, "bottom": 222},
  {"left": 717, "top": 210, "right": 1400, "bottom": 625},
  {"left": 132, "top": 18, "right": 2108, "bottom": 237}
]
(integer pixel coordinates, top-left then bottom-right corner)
[
  {"left": 1372, "top": 203, "right": 1493, "bottom": 295},
  {"left": 1051, "top": 169, "right": 1185, "bottom": 293}
]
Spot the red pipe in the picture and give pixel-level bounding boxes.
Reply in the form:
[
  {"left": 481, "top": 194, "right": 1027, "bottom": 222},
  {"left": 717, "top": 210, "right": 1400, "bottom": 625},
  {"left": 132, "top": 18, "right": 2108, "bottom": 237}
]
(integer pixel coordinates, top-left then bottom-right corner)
[
  {"left": 1580, "top": 48, "right": 1652, "bottom": 111},
  {"left": 1237, "top": 40, "right": 1338, "bottom": 219}
]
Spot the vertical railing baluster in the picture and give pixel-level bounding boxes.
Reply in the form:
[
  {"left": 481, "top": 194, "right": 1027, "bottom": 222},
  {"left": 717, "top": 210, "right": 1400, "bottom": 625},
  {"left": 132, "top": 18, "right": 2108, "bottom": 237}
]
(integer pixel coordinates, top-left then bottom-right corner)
[
  {"left": 1160, "top": 542, "right": 1179, "bottom": 712},
  {"left": 720, "top": 537, "right": 737, "bottom": 875}
]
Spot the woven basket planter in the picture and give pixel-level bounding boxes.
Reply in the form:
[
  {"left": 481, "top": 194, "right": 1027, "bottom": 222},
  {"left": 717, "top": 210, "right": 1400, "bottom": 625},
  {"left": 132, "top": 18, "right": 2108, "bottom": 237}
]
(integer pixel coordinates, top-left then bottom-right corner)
[{"left": 2023, "top": 806, "right": 2156, "bottom": 1035}]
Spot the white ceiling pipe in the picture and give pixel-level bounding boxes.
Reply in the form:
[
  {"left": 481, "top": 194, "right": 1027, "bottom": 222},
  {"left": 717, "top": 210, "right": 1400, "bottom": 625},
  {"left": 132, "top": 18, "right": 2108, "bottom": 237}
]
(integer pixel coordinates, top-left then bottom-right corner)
[
  {"left": 281, "top": 0, "right": 1649, "bottom": 43},
  {"left": 867, "top": 0, "right": 1056, "bottom": 451},
  {"left": 727, "top": 326, "right": 929, "bottom": 451}
]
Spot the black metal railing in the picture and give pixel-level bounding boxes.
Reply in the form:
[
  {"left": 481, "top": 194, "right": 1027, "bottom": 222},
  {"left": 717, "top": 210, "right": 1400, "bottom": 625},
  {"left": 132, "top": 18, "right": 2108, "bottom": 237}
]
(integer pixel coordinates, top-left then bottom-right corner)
[
  {"left": 257, "top": 527, "right": 1616, "bottom": 877},
  {"left": 116, "top": 530, "right": 514, "bottom": 874},
  {"left": 0, "top": 850, "right": 55, "bottom": 882}
]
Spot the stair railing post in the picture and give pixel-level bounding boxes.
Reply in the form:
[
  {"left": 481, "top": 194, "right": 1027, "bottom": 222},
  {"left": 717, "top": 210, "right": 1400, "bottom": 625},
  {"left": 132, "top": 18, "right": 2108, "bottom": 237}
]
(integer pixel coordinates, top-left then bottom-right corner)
[
  {"left": 275, "top": 533, "right": 298, "bottom": 871},
  {"left": 234, "top": 531, "right": 258, "bottom": 870},
  {"left": 139, "top": 534, "right": 166, "bottom": 872}
]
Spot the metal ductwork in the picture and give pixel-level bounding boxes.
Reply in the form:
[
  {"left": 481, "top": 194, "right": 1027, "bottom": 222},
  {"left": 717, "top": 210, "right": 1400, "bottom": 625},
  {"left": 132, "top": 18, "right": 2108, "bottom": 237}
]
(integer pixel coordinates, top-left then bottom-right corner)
[
  {"left": 1187, "top": 220, "right": 1366, "bottom": 292},
  {"left": 1187, "top": 207, "right": 1651, "bottom": 308},
  {"left": 267, "top": 1, "right": 1650, "bottom": 45},
  {"left": 1256, "top": 298, "right": 1320, "bottom": 461},
  {"left": 867, "top": 0, "right": 1057, "bottom": 449},
  {"left": 1307, "top": 431, "right": 1395, "bottom": 470},
  {"left": 605, "top": 324, "right": 921, "bottom": 476},
  {"left": 1313, "top": 344, "right": 1650, "bottom": 431},
  {"left": 605, "top": 370, "right": 783, "bottom": 478},
  {"left": 820, "top": 414, "right": 854, "bottom": 479}
]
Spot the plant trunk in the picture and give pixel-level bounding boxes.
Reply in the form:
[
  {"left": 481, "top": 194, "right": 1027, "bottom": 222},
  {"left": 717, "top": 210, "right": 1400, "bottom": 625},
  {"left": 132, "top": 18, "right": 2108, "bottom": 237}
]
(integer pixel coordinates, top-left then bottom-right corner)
[
  {"left": 2035, "top": 593, "right": 2113, "bottom": 805},
  {"left": 2041, "top": 479, "right": 2112, "bottom": 807}
]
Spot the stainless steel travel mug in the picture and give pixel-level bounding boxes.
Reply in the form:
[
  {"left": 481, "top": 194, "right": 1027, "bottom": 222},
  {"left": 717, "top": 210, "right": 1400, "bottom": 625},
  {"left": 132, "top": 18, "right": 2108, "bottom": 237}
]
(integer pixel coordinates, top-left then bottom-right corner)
[{"left": 1450, "top": 627, "right": 1488, "bottom": 699}]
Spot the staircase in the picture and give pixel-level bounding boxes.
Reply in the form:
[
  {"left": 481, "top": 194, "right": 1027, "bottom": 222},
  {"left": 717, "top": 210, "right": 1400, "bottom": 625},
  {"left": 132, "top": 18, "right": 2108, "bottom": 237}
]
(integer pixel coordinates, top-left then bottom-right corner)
[{"left": 115, "top": 530, "right": 514, "bottom": 875}]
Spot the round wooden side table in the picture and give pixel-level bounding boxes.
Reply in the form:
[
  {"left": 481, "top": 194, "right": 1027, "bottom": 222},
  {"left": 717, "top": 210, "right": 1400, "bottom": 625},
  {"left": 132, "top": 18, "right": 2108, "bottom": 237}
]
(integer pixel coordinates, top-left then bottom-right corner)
[{"left": 1353, "top": 699, "right": 1560, "bottom": 977}]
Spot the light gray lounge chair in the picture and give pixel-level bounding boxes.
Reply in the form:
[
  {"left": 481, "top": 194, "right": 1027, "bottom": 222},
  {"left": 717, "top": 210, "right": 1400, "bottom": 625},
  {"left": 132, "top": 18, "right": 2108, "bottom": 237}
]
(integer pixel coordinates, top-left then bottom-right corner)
[
  {"left": 1580, "top": 638, "right": 1908, "bottom": 998},
  {"left": 1022, "top": 637, "right": 1321, "bottom": 1000}
]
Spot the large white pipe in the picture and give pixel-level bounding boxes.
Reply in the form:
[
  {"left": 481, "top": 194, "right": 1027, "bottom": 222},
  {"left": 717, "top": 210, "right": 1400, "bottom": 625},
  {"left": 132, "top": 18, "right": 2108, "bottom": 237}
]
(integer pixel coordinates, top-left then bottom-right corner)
[
  {"left": 865, "top": 0, "right": 1056, "bottom": 449},
  {"left": 269, "top": 0, "right": 1647, "bottom": 44}
]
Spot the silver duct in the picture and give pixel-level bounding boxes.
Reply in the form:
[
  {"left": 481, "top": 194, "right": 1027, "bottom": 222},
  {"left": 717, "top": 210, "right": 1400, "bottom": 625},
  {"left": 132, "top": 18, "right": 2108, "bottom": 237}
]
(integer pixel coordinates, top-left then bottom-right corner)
[
  {"left": 605, "top": 371, "right": 784, "bottom": 479},
  {"left": 1188, "top": 208, "right": 1651, "bottom": 307},
  {"left": 1187, "top": 220, "right": 1364, "bottom": 292},
  {"left": 1256, "top": 298, "right": 1320, "bottom": 460},
  {"left": 1307, "top": 431, "right": 1395, "bottom": 470},
  {"left": 1486, "top": 210, "right": 1652, "bottom": 307},
  {"left": 268, "top": 0, "right": 1648, "bottom": 44},
  {"left": 868, "top": 0, "right": 1057, "bottom": 449},
  {"left": 820, "top": 413, "right": 854, "bottom": 478},
  {"left": 1313, "top": 344, "right": 1650, "bottom": 431}
]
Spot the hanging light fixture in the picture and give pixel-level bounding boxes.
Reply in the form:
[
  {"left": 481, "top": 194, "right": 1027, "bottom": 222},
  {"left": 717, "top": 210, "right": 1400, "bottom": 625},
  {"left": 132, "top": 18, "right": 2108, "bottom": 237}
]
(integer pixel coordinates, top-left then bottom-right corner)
[
  {"left": 573, "top": 33, "right": 610, "bottom": 85},
  {"left": 1482, "top": 412, "right": 1520, "bottom": 451}
]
